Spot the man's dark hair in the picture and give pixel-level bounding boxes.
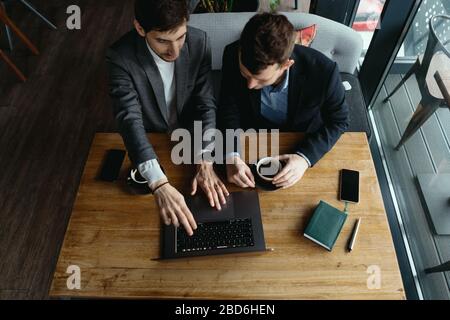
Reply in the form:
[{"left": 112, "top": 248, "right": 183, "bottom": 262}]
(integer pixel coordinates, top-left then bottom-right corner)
[
  {"left": 240, "top": 13, "right": 296, "bottom": 74},
  {"left": 135, "top": 0, "right": 189, "bottom": 33}
]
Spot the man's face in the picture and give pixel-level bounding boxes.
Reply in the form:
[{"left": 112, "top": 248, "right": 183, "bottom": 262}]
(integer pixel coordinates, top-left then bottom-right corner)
[
  {"left": 239, "top": 58, "right": 294, "bottom": 90},
  {"left": 135, "top": 20, "right": 187, "bottom": 62}
]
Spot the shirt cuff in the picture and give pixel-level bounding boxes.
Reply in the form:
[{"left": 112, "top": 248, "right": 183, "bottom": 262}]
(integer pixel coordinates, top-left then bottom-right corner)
[
  {"left": 197, "top": 148, "right": 213, "bottom": 157},
  {"left": 195, "top": 149, "right": 215, "bottom": 163},
  {"left": 225, "top": 152, "right": 240, "bottom": 164},
  {"left": 296, "top": 152, "right": 312, "bottom": 167},
  {"left": 137, "top": 159, "right": 167, "bottom": 186}
]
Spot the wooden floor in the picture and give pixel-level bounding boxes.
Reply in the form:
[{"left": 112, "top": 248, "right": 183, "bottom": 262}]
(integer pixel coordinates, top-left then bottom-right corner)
[
  {"left": 372, "top": 73, "right": 450, "bottom": 299},
  {"left": 0, "top": 0, "right": 130, "bottom": 299},
  {"left": 0, "top": 0, "right": 307, "bottom": 300}
]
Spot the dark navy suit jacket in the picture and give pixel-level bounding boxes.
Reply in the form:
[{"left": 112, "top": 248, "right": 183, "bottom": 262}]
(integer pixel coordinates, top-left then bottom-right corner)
[{"left": 218, "top": 41, "right": 349, "bottom": 166}]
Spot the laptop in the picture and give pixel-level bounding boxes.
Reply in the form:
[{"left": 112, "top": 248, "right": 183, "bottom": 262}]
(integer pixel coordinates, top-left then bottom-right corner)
[{"left": 161, "top": 190, "right": 266, "bottom": 259}]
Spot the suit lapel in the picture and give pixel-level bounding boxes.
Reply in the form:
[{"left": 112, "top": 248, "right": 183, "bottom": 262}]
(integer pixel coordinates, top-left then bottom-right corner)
[
  {"left": 287, "top": 50, "right": 306, "bottom": 128},
  {"left": 135, "top": 36, "right": 169, "bottom": 126},
  {"left": 174, "top": 43, "right": 189, "bottom": 115},
  {"left": 248, "top": 48, "right": 305, "bottom": 129}
]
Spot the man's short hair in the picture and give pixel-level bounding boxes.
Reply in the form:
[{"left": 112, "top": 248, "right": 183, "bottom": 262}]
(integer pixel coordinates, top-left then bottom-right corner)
[
  {"left": 240, "top": 13, "right": 296, "bottom": 74},
  {"left": 135, "top": 0, "right": 189, "bottom": 33}
]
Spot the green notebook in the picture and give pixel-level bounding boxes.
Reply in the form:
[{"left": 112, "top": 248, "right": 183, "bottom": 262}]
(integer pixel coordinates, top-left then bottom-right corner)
[{"left": 304, "top": 200, "right": 348, "bottom": 251}]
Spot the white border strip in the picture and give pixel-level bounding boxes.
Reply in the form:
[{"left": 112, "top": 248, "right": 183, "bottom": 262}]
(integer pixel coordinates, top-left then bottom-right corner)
[{"left": 368, "top": 108, "right": 424, "bottom": 300}]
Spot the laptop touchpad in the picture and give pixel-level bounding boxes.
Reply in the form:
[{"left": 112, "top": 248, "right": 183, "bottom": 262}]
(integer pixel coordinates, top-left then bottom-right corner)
[{"left": 186, "top": 194, "right": 235, "bottom": 223}]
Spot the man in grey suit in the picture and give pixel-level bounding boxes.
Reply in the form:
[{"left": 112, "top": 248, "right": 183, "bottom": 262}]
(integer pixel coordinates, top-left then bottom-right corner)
[{"left": 107, "top": 0, "right": 228, "bottom": 236}]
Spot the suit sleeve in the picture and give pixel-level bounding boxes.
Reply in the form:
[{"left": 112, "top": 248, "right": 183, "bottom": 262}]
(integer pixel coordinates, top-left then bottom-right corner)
[
  {"left": 295, "top": 62, "right": 349, "bottom": 166},
  {"left": 218, "top": 44, "right": 242, "bottom": 131},
  {"left": 218, "top": 44, "right": 242, "bottom": 154},
  {"left": 106, "top": 48, "right": 157, "bottom": 166}
]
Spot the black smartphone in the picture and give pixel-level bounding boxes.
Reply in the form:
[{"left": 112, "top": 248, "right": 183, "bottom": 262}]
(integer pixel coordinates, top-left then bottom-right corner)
[
  {"left": 340, "top": 169, "right": 360, "bottom": 203},
  {"left": 99, "top": 149, "right": 126, "bottom": 182}
]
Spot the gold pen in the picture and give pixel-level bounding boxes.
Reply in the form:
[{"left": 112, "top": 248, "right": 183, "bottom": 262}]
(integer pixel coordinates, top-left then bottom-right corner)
[{"left": 348, "top": 218, "right": 361, "bottom": 252}]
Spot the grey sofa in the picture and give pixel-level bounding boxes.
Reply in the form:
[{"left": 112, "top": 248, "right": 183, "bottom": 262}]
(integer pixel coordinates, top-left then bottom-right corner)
[{"left": 188, "top": 12, "right": 371, "bottom": 137}]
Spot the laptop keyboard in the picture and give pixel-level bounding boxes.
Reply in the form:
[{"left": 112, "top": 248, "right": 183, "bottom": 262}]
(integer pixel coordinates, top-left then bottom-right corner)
[{"left": 176, "top": 218, "right": 255, "bottom": 253}]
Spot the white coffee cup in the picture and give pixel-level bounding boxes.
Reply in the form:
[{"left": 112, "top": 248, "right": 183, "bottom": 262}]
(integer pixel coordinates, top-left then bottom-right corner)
[
  {"left": 256, "top": 157, "right": 282, "bottom": 182},
  {"left": 130, "top": 169, "right": 147, "bottom": 184}
]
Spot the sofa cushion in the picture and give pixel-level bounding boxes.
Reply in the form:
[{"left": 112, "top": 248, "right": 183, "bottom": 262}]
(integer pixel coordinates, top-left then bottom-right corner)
[
  {"left": 295, "top": 24, "right": 317, "bottom": 46},
  {"left": 341, "top": 73, "right": 372, "bottom": 139}
]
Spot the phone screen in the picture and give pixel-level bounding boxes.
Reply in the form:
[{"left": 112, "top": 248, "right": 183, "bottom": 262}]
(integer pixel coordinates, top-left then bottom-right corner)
[
  {"left": 99, "top": 149, "right": 126, "bottom": 181},
  {"left": 340, "top": 169, "right": 360, "bottom": 203}
]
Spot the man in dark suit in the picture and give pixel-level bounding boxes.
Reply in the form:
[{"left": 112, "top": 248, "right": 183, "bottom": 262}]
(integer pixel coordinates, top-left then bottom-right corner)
[
  {"left": 219, "top": 13, "right": 349, "bottom": 189},
  {"left": 107, "top": 0, "right": 228, "bottom": 235}
]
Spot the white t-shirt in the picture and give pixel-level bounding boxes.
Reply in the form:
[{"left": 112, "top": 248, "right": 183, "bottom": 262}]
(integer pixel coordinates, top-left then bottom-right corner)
[{"left": 146, "top": 40, "right": 176, "bottom": 116}]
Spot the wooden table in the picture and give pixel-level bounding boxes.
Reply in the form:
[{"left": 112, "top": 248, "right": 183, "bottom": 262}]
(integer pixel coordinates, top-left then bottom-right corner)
[{"left": 49, "top": 133, "right": 405, "bottom": 299}]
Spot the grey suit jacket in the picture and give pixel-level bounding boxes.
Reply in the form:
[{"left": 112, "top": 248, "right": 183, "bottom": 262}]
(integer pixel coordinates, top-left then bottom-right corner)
[{"left": 106, "top": 27, "right": 216, "bottom": 166}]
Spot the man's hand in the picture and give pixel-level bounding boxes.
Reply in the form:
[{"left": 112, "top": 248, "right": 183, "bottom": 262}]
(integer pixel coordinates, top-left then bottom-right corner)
[
  {"left": 226, "top": 156, "right": 255, "bottom": 188},
  {"left": 272, "top": 154, "right": 309, "bottom": 189},
  {"left": 191, "top": 161, "right": 229, "bottom": 210},
  {"left": 152, "top": 180, "right": 197, "bottom": 236}
]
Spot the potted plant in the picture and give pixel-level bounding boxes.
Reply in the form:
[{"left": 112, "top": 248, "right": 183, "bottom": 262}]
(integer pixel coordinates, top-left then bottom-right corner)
[
  {"left": 193, "top": 0, "right": 260, "bottom": 13},
  {"left": 269, "top": 0, "right": 281, "bottom": 12}
]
